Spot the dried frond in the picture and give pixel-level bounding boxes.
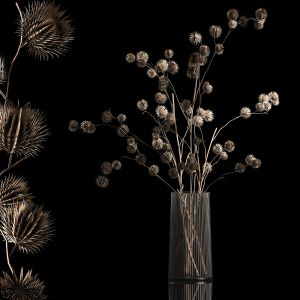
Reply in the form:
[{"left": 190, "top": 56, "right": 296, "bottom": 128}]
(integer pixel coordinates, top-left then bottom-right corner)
[
  {"left": 0, "top": 175, "right": 31, "bottom": 208},
  {"left": 0, "top": 102, "right": 48, "bottom": 158},
  {"left": 0, "top": 269, "right": 47, "bottom": 300},
  {"left": 19, "top": 1, "right": 74, "bottom": 60},
  {"left": 0, "top": 202, "right": 54, "bottom": 254}
]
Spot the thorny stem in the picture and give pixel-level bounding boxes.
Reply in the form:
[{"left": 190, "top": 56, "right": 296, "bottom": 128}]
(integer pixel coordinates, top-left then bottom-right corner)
[{"left": 5, "top": 2, "right": 24, "bottom": 103}]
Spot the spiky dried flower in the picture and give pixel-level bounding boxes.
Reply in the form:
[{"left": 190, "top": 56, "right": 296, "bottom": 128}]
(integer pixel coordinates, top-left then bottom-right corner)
[
  {"left": 152, "top": 138, "right": 164, "bottom": 150},
  {"left": 224, "top": 140, "right": 235, "bottom": 152},
  {"left": 127, "top": 137, "right": 135, "bottom": 145},
  {"left": 209, "top": 25, "right": 222, "bottom": 38},
  {"left": 155, "top": 59, "right": 169, "bottom": 73},
  {"left": 168, "top": 168, "right": 178, "bottom": 179},
  {"left": 80, "top": 120, "right": 96, "bottom": 134},
  {"left": 155, "top": 92, "right": 167, "bottom": 104},
  {"left": 254, "top": 19, "right": 265, "bottom": 30},
  {"left": 181, "top": 99, "right": 191, "bottom": 111},
  {"left": 189, "top": 31, "right": 202, "bottom": 45},
  {"left": 135, "top": 153, "right": 147, "bottom": 165},
  {"left": 239, "top": 16, "right": 249, "bottom": 27},
  {"left": 255, "top": 8, "right": 268, "bottom": 20},
  {"left": 117, "top": 114, "right": 127, "bottom": 123},
  {"left": 148, "top": 165, "right": 159, "bottom": 176},
  {"left": 168, "top": 61, "right": 179, "bottom": 75},
  {"left": 166, "top": 112, "right": 176, "bottom": 125},
  {"left": 147, "top": 68, "right": 157, "bottom": 78},
  {"left": 199, "top": 45, "right": 210, "bottom": 57},
  {"left": 161, "top": 151, "right": 173, "bottom": 164},
  {"left": 227, "top": 9, "right": 239, "bottom": 20},
  {"left": 112, "top": 160, "right": 122, "bottom": 170},
  {"left": 19, "top": 1, "right": 74, "bottom": 60},
  {"left": 136, "top": 51, "right": 149, "bottom": 63},
  {"left": 234, "top": 162, "right": 246, "bottom": 173},
  {"left": 240, "top": 107, "right": 251, "bottom": 119},
  {"left": 245, "top": 154, "right": 256, "bottom": 165},
  {"left": 137, "top": 99, "right": 148, "bottom": 111},
  {"left": 101, "top": 111, "right": 113, "bottom": 123},
  {"left": 251, "top": 158, "right": 262, "bottom": 169},
  {"left": 203, "top": 162, "right": 213, "bottom": 174},
  {"left": 95, "top": 175, "right": 109, "bottom": 188},
  {"left": 268, "top": 91, "right": 279, "bottom": 106},
  {"left": 220, "top": 151, "right": 228, "bottom": 161},
  {"left": 158, "top": 76, "right": 169, "bottom": 91},
  {"left": 156, "top": 105, "right": 168, "bottom": 119},
  {"left": 0, "top": 102, "right": 48, "bottom": 157},
  {"left": 189, "top": 52, "right": 201, "bottom": 64},
  {"left": 125, "top": 53, "right": 135, "bottom": 63},
  {"left": 116, "top": 124, "right": 129, "bottom": 137},
  {"left": 215, "top": 44, "right": 224, "bottom": 55},
  {"left": 255, "top": 102, "right": 265, "bottom": 112},
  {"left": 0, "top": 57, "right": 6, "bottom": 84},
  {"left": 263, "top": 102, "right": 272, "bottom": 112},
  {"left": 212, "top": 143, "right": 223, "bottom": 155},
  {"left": 228, "top": 19, "right": 238, "bottom": 29},
  {"left": 202, "top": 109, "right": 214, "bottom": 122},
  {"left": 127, "top": 143, "right": 137, "bottom": 154},
  {"left": 68, "top": 119, "right": 79, "bottom": 132},
  {"left": 0, "top": 269, "right": 47, "bottom": 300},
  {"left": 101, "top": 161, "right": 113, "bottom": 175},
  {"left": 0, "top": 202, "right": 54, "bottom": 254},
  {"left": 164, "top": 49, "right": 174, "bottom": 59},
  {"left": 202, "top": 81, "right": 213, "bottom": 94},
  {"left": 258, "top": 93, "right": 269, "bottom": 103},
  {"left": 193, "top": 115, "right": 204, "bottom": 128},
  {"left": 0, "top": 175, "right": 30, "bottom": 208}
]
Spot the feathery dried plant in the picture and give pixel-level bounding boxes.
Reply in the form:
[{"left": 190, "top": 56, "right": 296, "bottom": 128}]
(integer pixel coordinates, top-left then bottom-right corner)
[
  {"left": 71, "top": 8, "right": 278, "bottom": 194},
  {"left": 0, "top": 1, "right": 73, "bottom": 299}
]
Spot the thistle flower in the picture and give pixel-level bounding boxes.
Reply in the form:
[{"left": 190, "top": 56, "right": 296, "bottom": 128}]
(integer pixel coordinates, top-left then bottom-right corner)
[
  {"left": 181, "top": 99, "right": 191, "bottom": 111},
  {"left": 0, "top": 175, "right": 30, "bottom": 208},
  {"left": 125, "top": 53, "right": 136, "bottom": 63},
  {"left": 101, "top": 161, "right": 113, "bottom": 175},
  {"left": 193, "top": 115, "right": 204, "bottom": 128},
  {"left": 147, "top": 68, "right": 157, "bottom": 78},
  {"left": 263, "top": 102, "right": 272, "bottom": 112},
  {"left": 155, "top": 59, "right": 169, "bottom": 73},
  {"left": 95, "top": 175, "right": 109, "bottom": 188},
  {"left": 148, "top": 165, "right": 159, "bottom": 176},
  {"left": 19, "top": 1, "right": 74, "bottom": 60},
  {"left": 127, "top": 137, "right": 135, "bottom": 145},
  {"left": 209, "top": 25, "right": 222, "bottom": 38},
  {"left": 202, "top": 81, "right": 213, "bottom": 94},
  {"left": 155, "top": 92, "right": 167, "bottom": 104},
  {"left": 117, "top": 114, "right": 127, "bottom": 123},
  {"left": 0, "top": 203, "right": 54, "bottom": 254},
  {"left": 234, "top": 162, "right": 246, "bottom": 173},
  {"left": 215, "top": 44, "right": 224, "bottom": 55},
  {"left": 189, "top": 31, "right": 202, "bottom": 45},
  {"left": 202, "top": 109, "right": 214, "bottom": 122},
  {"left": 240, "top": 107, "right": 251, "bottom": 119},
  {"left": 0, "top": 269, "right": 47, "bottom": 300},
  {"left": 164, "top": 49, "right": 174, "bottom": 59},
  {"left": 117, "top": 124, "right": 129, "bottom": 137},
  {"left": 137, "top": 99, "right": 149, "bottom": 111},
  {"left": 156, "top": 105, "right": 168, "bottom": 119},
  {"left": 112, "top": 160, "right": 122, "bottom": 171},
  {"left": 80, "top": 120, "right": 96, "bottom": 134},
  {"left": 68, "top": 119, "right": 79, "bottom": 132},
  {"left": 212, "top": 143, "right": 223, "bottom": 155},
  {"left": 168, "top": 61, "right": 179, "bottom": 75},
  {"left": 227, "top": 9, "right": 239, "bottom": 20},
  {"left": 101, "top": 111, "right": 113, "bottom": 123},
  {"left": 135, "top": 153, "right": 147, "bottom": 165},
  {"left": 136, "top": 51, "right": 149, "bottom": 63},
  {"left": 199, "top": 45, "right": 210, "bottom": 57},
  {"left": 245, "top": 154, "right": 256, "bottom": 165},
  {"left": 224, "top": 140, "right": 235, "bottom": 152},
  {"left": 0, "top": 102, "right": 48, "bottom": 157},
  {"left": 0, "top": 57, "right": 6, "bottom": 84},
  {"left": 258, "top": 93, "right": 269, "bottom": 103}
]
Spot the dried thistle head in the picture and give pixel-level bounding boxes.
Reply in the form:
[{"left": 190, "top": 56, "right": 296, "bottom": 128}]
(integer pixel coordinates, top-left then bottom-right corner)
[
  {"left": 168, "top": 61, "right": 179, "bottom": 75},
  {"left": 215, "top": 44, "right": 224, "bottom": 55},
  {"left": 101, "top": 111, "right": 113, "bottom": 123},
  {"left": 0, "top": 175, "right": 31, "bottom": 209},
  {"left": 135, "top": 153, "right": 147, "bottom": 165},
  {"left": 147, "top": 68, "right": 157, "bottom": 78},
  {"left": 136, "top": 51, "right": 149, "bottom": 64},
  {"left": 0, "top": 102, "right": 49, "bottom": 158},
  {"left": 234, "top": 162, "right": 246, "bottom": 173},
  {"left": 112, "top": 160, "right": 122, "bottom": 171},
  {"left": 101, "top": 161, "right": 113, "bottom": 175},
  {"left": 95, "top": 175, "right": 109, "bottom": 188},
  {"left": 0, "top": 269, "right": 47, "bottom": 300},
  {"left": 227, "top": 9, "right": 239, "bottom": 20},
  {"left": 0, "top": 57, "right": 6, "bottom": 84},
  {"left": 148, "top": 165, "right": 159, "bottom": 176},
  {"left": 117, "top": 124, "right": 129, "bottom": 137},
  {"left": 168, "top": 168, "right": 178, "bottom": 179},
  {"left": 155, "top": 59, "right": 169, "bottom": 73},
  {"left": 19, "top": 1, "right": 74, "bottom": 60},
  {"left": 137, "top": 99, "right": 148, "bottom": 111},
  {"left": 68, "top": 119, "right": 79, "bottom": 132},
  {"left": 125, "top": 53, "right": 135, "bottom": 63},
  {"left": 224, "top": 140, "right": 235, "bottom": 152},
  {"left": 117, "top": 114, "right": 127, "bottom": 123},
  {"left": 80, "top": 120, "right": 96, "bottom": 133},
  {"left": 202, "top": 81, "right": 213, "bottom": 94},
  {"left": 212, "top": 143, "right": 223, "bottom": 155},
  {"left": 240, "top": 107, "right": 251, "bottom": 119},
  {"left": 164, "top": 49, "right": 174, "bottom": 59},
  {"left": 155, "top": 92, "right": 167, "bottom": 104},
  {"left": 189, "top": 31, "right": 202, "bottom": 45},
  {"left": 209, "top": 25, "right": 222, "bottom": 39},
  {"left": 0, "top": 202, "right": 54, "bottom": 254}
]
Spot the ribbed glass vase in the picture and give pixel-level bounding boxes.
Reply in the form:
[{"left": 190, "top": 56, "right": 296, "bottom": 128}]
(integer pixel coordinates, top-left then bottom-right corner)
[{"left": 168, "top": 192, "right": 213, "bottom": 300}]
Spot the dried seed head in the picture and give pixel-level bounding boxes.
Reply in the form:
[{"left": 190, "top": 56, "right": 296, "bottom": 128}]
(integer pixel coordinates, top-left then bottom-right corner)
[
  {"left": 189, "top": 52, "right": 201, "bottom": 64},
  {"left": 224, "top": 140, "right": 235, "bottom": 152},
  {"left": 251, "top": 158, "right": 262, "bottom": 169},
  {"left": 268, "top": 91, "right": 279, "bottom": 106},
  {"left": 235, "top": 162, "right": 246, "bottom": 173},
  {"left": 96, "top": 175, "right": 109, "bottom": 188},
  {"left": 168, "top": 168, "right": 178, "bottom": 179},
  {"left": 186, "top": 63, "right": 200, "bottom": 79},
  {"left": 152, "top": 126, "right": 161, "bottom": 134},
  {"left": 181, "top": 99, "right": 191, "bottom": 110},
  {"left": 0, "top": 57, "right": 6, "bottom": 84},
  {"left": 239, "top": 16, "right": 249, "bottom": 27},
  {"left": 255, "top": 8, "right": 268, "bottom": 20},
  {"left": 156, "top": 105, "right": 168, "bottom": 119},
  {"left": 202, "top": 110, "right": 214, "bottom": 122},
  {"left": 125, "top": 53, "right": 135, "bottom": 63},
  {"left": 101, "top": 111, "right": 113, "bottom": 123},
  {"left": 136, "top": 51, "right": 149, "bottom": 63},
  {"left": 227, "top": 9, "right": 239, "bottom": 20},
  {"left": 245, "top": 154, "right": 256, "bottom": 165},
  {"left": 147, "top": 68, "right": 157, "bottom": 78},
  {"left": 127, "top": 144, "right": 137, "bottom": 154},
  {"left": 166, "top": 112, "right": 176, "bottom": 125},
  {"left": 162, "top": 122, "right": 171, "bottom": 132},
  {"left": 209, "top": 25, "right": 222, "bottom": 38},
  {"left": 215, "top": 43, "right": 224, "bottom": 55},
  {"left": 155, "top": 59, "right": 169, "bottom": 73},
  {"left": 189, "top": 31, "right": 202, "bottom": 45},
  {"left": 255, "top": 102, "right": 265, "bottom": 112},
  {"left": 152, "top": 138, "right": 164, "bottom": 150},
  {"left": 137, "top": 99, "right": 149, "bottom": 111},
  {"left": 161, "top": 151, "right": 173, "bottom": 164},
  {"left": 135, "top": 153, "right": 147, "bottom": 165},
  {"left": 264, "top": 102, "right": 272, "bottom": 112},
  {"left": 127, "top": 137, "right": 135, "bottom": 145},
  {"left": 158, "top": 76, "right": 169, "bottom": 91},
  {"left": 168, "top": 61, "right": 179, "bottom": 75},
  {"left": 193, "top": 115, "right": 204, "bottom": 128},
  {"left": 164, "top": 49, "right": 174, "bottom": 59},
  {"left": 228, "top": 19, "right": 238, "bottom": 29},
  {"left": 212, "top": 143, "right": 223, "bottom": 155},
  {"left": 68, "top": 119, "right": 79, "bottom": 132},
  {"left": 117, "top": 114, "right": 127, "bottom": 123},
  {"left": 258, "top": 93, "right": 269, "bottom": 103},
  {"left": 203, "top": 162, "right": 213, "bottom": 174},
  {"left": 101, "top": 161, "right": 113, "bottom": 175},
  {"left": 240, "top": 107, "right": 251, "bottom": 119},
  {"left": 112, "top": 160, "right": 122, "bottom": 170},
  {"left": 199, "top": 45, "right": 210, "bottom": 57},
  {"left": 254, "top": 19, "right": 265, "bottom": 30},
  {"left": 202, "top": 81, "right": 213, "bottom": 94},
  {"left": 117, "top": 124, "right": 129, "bottom": 137},
  {"left": 80, "top": 120, "right": 96, "bottom": 134},
  {"left": 155, "top": 92, "right": 167, "bottom": 104},
  {"left": 220, "top": 151, "right": 228, "bottom": 161},
  {"left": 148, "top": 165, "right": 159, "bottom": 176}
]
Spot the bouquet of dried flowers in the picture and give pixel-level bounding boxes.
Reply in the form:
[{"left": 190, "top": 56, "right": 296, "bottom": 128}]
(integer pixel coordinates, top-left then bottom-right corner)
[
  {"left": 70, "top": 8, "right": 278, "bottom": 194},
  {"left": 0, "top": 1, "right": 73, "bottom": 298}
]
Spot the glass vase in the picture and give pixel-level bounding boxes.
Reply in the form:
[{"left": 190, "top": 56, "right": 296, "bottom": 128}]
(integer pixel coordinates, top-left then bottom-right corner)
[{"left": 169, "top": 192, "right": 213, "bottom": 300}]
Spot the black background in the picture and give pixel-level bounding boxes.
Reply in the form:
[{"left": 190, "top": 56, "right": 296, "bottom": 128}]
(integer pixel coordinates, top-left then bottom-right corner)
[{"left": 0, "top": 0, "right": 298, "bottom": 299}]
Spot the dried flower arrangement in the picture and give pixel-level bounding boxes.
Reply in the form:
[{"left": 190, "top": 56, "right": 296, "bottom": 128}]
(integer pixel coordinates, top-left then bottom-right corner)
[
  {"left": 70, "top": 8, "right": 278, "bottom": 194},
  {"left": 0, "top": 1, "right": 73, "bottom": 298}
]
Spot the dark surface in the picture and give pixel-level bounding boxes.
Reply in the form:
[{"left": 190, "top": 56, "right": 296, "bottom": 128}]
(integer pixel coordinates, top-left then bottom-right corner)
[{"left": 0, "top": 0, "right": 297, "bottom": 299}]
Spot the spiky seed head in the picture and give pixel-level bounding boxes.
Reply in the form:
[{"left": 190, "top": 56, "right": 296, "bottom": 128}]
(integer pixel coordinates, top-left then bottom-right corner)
[
  {"left": 136, "top": 51, "right": 149, "bottom": 63},
  {"left": 227, "top": 9, "right": 239, "bottom": 20},
  {"left": 235, "top": 162, "right": 246, "bottom": 173},
  {"left": 224, "top": 140, "right": 235, "bottom": 152},
  {"left": 199, "top": 45, "right": 210, "bottom": 57},
  {"left": 228, "top": 19, "right": 238, "bottom": 29},
  {"left": 135, "top": 154, "right": 147, "bottom": 165},
  {"left": 251, "top": 158, "right": 262, "bottom": 169},
  {"left": 152, "top": 138, "right": 164, "bottom": 150},
  {"left": 19, "top": 1, "right": 74, "bottom": 60},
  {"left": 0, "top": 57, "right": 6, "bottom": 84},
  {"left": 220, "top": 151, "right": 229, "bottom": 161},
  {"left": 126, "top": 144, "right": 137, "bottom": 154},
  {"left": 147, "top": 68, "right": 157, "bottom": 78},
  {"left": 0, "top": 102, "right": 48, "bottom": 158},
  {"left": 168, "top": 61, "right": 179, "bottom": 75},
  {"left": 212, "top": 143, "right": 223, "bottom": 155},
  {"left": 168, "top": 168, "right": 178, "bottom": 179},
  {"left": 209, "top": 25, "right": 222, "bottom": 38},
  {"left": 155, "top": 105, "right": 168, "bottom": 119},
  {"left": 189, "top": 52, "right": 201, "bottom": 64},
  {"left": 255, "top": 102, "right": 265, "bottom": 112},
  {"left": 68, "top": 119, "right": 79, "bottom": 132},
  {"left": 202, "top": 81, "right": 213, "bottom": 94},
  {"left": 125, "top": 53, "right": 136, "bottom": 63},
  {"left": 263, "top": 102, "right": 272, "bottom": 112},
  {"left": 160, "top": 151, "right": 173, "bottom": 164},
  {"left": 116, "top": 124, "right": 129, "bottom": 137},
  {"left": 215, "top": 44, "right": 224, "bottom": 55},
  {"left": 95, "top": 175, "right": 109, "bottom": 188},
  {"left": 164, "top": 49, "right": 174, "bottom": 59},
  {"left": 117, "top": 114, "right": 127, "bottom": 123},
  {"left": 0, "top": 175, "right": 31, "bottom": 208},
  {"left": 245, "top": 154, "right": 256, "bottom": 165},
  {"left": 255, "top": 8, "right": 268, "bottom": 20},
  {"left": 155, "top": 92, "right": 167, "bottom": 104},
  {"left": 181, "top": 99, "right": 191, "bottom": 110},
  {"left": 155, "top": 59, "right": 169, "bottom": 73},
  {"left": 240, "top": 107, "right": 251, "bottom": 119},
  {"left": 202, "top": 110, "right": 214, "bottom": 122},
  {"left": 193, "top": 115, "right": 204, "bottom": 128},
  {"left": 203, "top": 162, "right": 213, "bottom": 174},
  {"left": 158, "top": 76, "right": 169, "bottom": 91},
  {"left": 101, "top": 161, "right": 113, "bottom": 175},
  {"left": 101, "top": 111, "right": 113, "bottom": 123},
  {"left": 112, "top": 160, "right": 122, "bottom": 171},
  {"left": 239, "top": 16, "right": 249, "bottom": 27},
  {"left": 127, "top": 137, "right": 135, "bottom": 145},
  {"left": 0, "top": 203, "right": 54, "bottom": 254},
  {"left": 189, "top": 31, "right": 202, "bottom": 45},
  {"left": 0, "top": 269, "right": 47, "bottom": 300},
  {"left": 137, "top": 99, "right": 148, "bottom": 111},
  {"left": 258, "top": 93, "right": 269, "bottom": 103},
  {"left": 148, "top": 165, "right": 159, "bottom": 176},
  {"left": 166, "top": 112, "right": 176, "bottom": 125},
  {"left": 80, "top": 120, "right": 96, "bottom": 133},
  {"left": 268, "top": 91, "right": 279, "bottom": 106}
]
